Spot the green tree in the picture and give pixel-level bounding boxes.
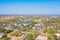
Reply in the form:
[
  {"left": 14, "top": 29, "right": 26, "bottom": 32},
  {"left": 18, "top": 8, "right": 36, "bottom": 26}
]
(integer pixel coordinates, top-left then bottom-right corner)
[
  {"left": 25, "top": 33, "right": 37, "bottom": 40},
  {"left": 2, "top": 37, "right": 8, "bottom": 40}
]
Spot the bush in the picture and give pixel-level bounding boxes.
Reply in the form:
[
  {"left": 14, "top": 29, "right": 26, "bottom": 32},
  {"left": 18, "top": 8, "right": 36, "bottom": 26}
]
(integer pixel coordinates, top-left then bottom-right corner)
[
  {"left": 25, "top": 33, "right": 37, "bottom": 40},
  {"left": 2, "top": 37, "right": 8, "bottom": 40}
]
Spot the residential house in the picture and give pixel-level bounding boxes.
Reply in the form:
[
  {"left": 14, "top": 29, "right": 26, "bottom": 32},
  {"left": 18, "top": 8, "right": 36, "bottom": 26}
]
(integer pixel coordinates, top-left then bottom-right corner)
[
  {"left": 56, "top": 30, "right": 60, "bottom": 40},
  {"left": 35, "top": 35, "right": 48, "bottom": 40},
  {"left": 11, "top": 36, "right": 19, "bottom": 40},
  {"left": 19, "top": 34, "right": 26, "bottom": 40},
  {"left": 5, "top": 27, "right": 14, "bottom": 31},
  {"left": 37, "top": 26, "right": 43, "bottom": 30},
  {"left": 0, "top": 33, "right": 4, "bottom": 38}
]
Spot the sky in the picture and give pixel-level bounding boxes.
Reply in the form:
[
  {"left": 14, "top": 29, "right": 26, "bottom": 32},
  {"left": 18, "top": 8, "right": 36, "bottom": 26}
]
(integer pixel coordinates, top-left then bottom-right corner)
[{"left": 0, "top": 0, "right": 60, "bottom": 15}]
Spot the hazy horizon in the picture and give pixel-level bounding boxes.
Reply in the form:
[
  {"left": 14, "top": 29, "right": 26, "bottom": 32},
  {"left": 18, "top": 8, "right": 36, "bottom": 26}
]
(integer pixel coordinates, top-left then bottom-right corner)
[{"left": 0, "top": 0, "right": 60, "bottom": 15}]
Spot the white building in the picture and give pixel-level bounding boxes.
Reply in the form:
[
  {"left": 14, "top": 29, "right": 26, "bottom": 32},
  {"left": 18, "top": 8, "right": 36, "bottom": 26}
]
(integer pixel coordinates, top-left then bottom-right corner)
[
  {"left": 11, "top": 35, "right": 26, "bottom": 40},
  {"left": 19, "top": 35, "right": 25, "bottom": 40},
  {"left": 35, "top": 35, "right": 48, "bottom": 40},
  {"left": 5, "top": 27, "right": 14, "bottom": 31},
  {"left": 11, "top": 36, "right": 19, "bottom": 40},
  {"left": 0, "top": 33, "right": 4, "bottom": 38},
  {"left": 56, "top": 33, "right": 60, "bottom": 39}
]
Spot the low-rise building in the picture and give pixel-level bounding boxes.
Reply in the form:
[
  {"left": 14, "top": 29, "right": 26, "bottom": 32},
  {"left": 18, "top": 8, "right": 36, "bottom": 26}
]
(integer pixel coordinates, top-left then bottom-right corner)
[
  {"left": 35, "top": 35, "right": 48, "bottom": 40},
  {"left": 56, "top": 30, "right": 60, "bottom": 39},
  {"left": 11, "top": 36, "right": 19, "bottom": 40},
  {"left": 0, "top": 33, "right": 4, "bottom": 38},
  {"left": 19, "top": 34, "right": 25, "bottom": 40},
  {"left": 11, "top": 34, "right": 26, "bottom": 40},
  {"left": 5, "top": 27, "right": 15, "bottom": 31},
  {"left": 37, "top": 26, "right": 43, "bottom": 30}
]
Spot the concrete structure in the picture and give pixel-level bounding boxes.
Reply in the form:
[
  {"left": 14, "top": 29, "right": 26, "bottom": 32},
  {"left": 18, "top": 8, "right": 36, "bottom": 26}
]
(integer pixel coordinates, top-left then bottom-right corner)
[
  {"left": 19, "top": 35, "right": 26, "bottom": 40},
  {"left": 35, "top": 35, "right": 48, "bottom": 40},
  {"left": 56, "top": 33, "right": 60, "bottom": 39},
  {"left": 0, "top": 33, "right": 4, "bottom": 38},
  {"left": 11, "top": 36, "right": 19, "bottom": 40},
  {"left": 5, "top": 27, "right": 14, "bottom": 31},
  {"left": 11, "top": 35, "right": 26, "bottom": 40}
]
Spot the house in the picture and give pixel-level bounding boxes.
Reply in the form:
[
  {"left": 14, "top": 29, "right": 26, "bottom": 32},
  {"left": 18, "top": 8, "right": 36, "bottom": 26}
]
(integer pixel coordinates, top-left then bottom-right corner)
[
  {"left": 0, "top": 33, "right": 4, "bottom": 38},
  {"left": 5, "top": 27, "right": 14, "bottom": 31},
  {"left": 2, "top": 24, "right": 6, "bottom": 27},
  {"left": 23, "top": 21, "right": 29, "bottom": 26},
  {"left": 11, "top": 36, "right": 19, "bottom": 40},
  {"left": 19, "top": 34, "right": 26, "bottom": 40},
  {"left": 17, "top": 25, "right": 23, "bottom": 30},
  {"left": 47, "top": 26, "right": 53, "bottom": 29},
  {"left": 55, "top": 30, "right": 60, "bottom": 40},
  {"left": 56, "top": 33, "right": 60, "bottom": 37},
  {"left": 35, "top": 35, "right": 48, "bottom": 40},
  {"left": 23, "top": 22, "right": 29, "bottom": 26},
  {"left": 32, "top": 27, "right": 36, "bottom": 30},
  {"left": 56, "top": 33, "right": 60, "bottom": 40},
  {"left": 58, "top": 30, "right": 60, "bottom": 33},
  {"left": 37, "top": 26, "right": 43, "bottom": 30},
  {"left": 11, "top": 34, "right": 26, "bottom": 40},
  {"left": 35, "top": 24, "right": 40, "bottom": 26},
  {"left": 14, "top": 23, "right": 17, "bottom": 26}
]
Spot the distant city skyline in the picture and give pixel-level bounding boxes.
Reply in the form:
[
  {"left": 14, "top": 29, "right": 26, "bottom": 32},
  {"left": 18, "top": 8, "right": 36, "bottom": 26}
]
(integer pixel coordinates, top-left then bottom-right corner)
[{"left": 0, "top": 0, "right": 60, "bottom": 15}]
